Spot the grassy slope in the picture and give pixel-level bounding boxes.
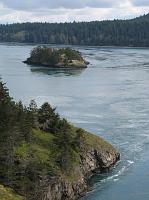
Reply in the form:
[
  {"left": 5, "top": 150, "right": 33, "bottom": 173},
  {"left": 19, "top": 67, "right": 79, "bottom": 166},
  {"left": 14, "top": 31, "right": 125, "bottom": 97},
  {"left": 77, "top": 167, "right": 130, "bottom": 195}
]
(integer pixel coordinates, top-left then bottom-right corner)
[
  {"left": 15, "top": 129, "right": 58, "bottom": 172},
  {"left": 15, "top": 127, "right": 116, "bottom": 180},
  {"left": 0, "top": 184, "right": 23, "bottom": 200},
  {"left": 84, "top": 131, "right": 115, "bottom": 151}
]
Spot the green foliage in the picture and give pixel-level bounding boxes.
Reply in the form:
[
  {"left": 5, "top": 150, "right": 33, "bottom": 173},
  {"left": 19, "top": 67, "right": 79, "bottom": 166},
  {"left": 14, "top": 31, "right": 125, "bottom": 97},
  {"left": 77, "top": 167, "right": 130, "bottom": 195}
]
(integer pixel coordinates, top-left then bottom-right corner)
[
  {"left": 83, "top": 131, "right": 115, "bottom": 152},
  {"left": 58, "top": 47, "right": 83, "bottom": 61},
  {"left": 0, "top": 80, "right": 82, "bottom": 198},
  {"left": 53, "top": 119, "right": 80, "bottom": 173},
  {"left": 0, "top": 184, "right": 23, "bottom": 200},
  {"left": 15, "top": 142, "right": 30, "bottom": 159},
  {"left": 32, "top": 129, "right": 55, "bottom": 146}
]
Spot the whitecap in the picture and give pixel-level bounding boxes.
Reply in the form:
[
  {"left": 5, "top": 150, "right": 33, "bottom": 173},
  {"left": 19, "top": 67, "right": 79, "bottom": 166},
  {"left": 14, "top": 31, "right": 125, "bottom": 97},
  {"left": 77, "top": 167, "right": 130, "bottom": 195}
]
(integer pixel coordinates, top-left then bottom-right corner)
[
  {"left": 113, "top": 178, "right": 119, "bottom": 182},
  {"left": 127, "top": 160, "right": 134, "bottom": 164},
  {"left": 100, "top": 166, "right": 127, "bottom": 183}
]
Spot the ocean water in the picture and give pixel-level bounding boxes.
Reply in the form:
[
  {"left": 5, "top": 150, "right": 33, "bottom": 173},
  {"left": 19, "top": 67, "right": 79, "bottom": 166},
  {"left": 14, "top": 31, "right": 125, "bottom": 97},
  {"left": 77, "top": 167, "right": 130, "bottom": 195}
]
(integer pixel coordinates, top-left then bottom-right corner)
[{"left": 0, "top": 43, "right": 149, "bottom": 200}]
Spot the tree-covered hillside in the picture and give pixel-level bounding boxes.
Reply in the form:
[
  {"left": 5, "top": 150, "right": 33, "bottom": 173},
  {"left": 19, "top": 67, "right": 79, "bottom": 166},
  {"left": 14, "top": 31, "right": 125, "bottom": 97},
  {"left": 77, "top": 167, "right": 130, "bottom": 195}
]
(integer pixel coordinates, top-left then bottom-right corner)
[
  {"left": 0, "top": 14, "right": 149, "bottom": 46},
  {"left": 0, "top": 79, "right": 82, "bottom": 199},
  {"left": 0, "top": 79, "right": 119, "bottom": 200}
]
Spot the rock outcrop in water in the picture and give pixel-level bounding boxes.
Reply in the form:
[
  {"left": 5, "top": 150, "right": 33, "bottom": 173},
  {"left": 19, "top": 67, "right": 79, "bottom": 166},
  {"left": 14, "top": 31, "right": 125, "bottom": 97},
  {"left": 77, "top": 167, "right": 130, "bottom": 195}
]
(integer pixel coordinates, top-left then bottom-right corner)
[{"left": 23, "top": 46, "right": 89, "bottom": 68}]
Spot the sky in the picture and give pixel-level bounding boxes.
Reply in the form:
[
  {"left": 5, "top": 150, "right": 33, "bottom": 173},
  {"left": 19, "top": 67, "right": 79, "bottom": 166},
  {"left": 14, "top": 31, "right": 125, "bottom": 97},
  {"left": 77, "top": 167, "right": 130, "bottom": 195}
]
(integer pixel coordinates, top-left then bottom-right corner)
[{"left": 0, "top": 0, "right": 148, "bottom": 23}]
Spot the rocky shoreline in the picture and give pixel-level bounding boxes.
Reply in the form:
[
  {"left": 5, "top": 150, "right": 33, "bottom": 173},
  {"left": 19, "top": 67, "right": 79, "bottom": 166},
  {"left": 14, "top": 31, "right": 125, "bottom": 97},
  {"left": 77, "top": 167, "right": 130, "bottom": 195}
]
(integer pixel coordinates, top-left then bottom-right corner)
[
  {"left": 42, "top": 144, "right": 120, "bottom": 200},
  {"left": 23, "top": 59, "right": 89, "bottom": 69}
]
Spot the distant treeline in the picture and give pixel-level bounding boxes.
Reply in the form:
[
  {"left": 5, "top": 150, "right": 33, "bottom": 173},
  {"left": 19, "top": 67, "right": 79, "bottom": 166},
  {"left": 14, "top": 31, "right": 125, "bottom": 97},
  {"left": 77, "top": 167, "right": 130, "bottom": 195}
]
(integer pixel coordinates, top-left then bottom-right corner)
[{"left": 0, "top": 14, "right": 149, "bottom": 47}]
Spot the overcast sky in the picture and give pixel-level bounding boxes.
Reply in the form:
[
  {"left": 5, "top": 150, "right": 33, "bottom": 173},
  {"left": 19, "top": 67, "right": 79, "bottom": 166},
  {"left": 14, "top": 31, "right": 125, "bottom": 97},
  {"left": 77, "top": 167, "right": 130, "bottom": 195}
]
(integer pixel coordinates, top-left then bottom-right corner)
[{"left": 0, "top": 0, "right": 148, "bottom": 23}]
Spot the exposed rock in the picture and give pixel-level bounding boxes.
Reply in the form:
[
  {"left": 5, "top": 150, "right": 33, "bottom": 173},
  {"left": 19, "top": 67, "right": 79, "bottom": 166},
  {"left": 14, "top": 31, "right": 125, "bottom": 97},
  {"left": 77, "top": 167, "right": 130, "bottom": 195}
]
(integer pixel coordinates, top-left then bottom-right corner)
[{"left": 43, "top": 146, "right": 120, "bottom": 200}]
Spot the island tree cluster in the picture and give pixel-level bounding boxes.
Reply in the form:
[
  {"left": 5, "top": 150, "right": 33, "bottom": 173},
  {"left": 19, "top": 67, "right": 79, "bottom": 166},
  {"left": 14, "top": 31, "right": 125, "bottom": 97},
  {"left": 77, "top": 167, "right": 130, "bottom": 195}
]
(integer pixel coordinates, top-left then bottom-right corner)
[{"left": 24, "top": 46, "right": 86, "bottom": 67}]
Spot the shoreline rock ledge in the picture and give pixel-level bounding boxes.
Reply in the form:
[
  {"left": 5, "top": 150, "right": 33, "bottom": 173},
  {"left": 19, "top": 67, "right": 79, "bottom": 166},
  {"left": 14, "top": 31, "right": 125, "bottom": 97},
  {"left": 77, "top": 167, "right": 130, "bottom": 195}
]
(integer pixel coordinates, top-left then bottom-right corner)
[{"left": 42, "top": 134, "right": 120, "bottom": 200}]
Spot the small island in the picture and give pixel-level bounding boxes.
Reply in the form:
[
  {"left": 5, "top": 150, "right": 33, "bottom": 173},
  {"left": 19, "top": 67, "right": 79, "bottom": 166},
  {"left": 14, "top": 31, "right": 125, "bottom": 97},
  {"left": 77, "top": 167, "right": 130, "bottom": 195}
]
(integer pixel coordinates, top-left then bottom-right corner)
[{"left": 24, "top": 46, "right": 89, "bottom": 68}]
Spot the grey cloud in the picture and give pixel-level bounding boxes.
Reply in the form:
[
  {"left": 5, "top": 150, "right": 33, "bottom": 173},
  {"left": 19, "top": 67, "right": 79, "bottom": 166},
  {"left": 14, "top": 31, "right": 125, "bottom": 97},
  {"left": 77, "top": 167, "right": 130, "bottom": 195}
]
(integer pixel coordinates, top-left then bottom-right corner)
[
  {"left": 132, "top": 0, "right": 149, "bottom": 6},
  {"left": 0, "top": 0, "right": 119, "bottom": 10}
]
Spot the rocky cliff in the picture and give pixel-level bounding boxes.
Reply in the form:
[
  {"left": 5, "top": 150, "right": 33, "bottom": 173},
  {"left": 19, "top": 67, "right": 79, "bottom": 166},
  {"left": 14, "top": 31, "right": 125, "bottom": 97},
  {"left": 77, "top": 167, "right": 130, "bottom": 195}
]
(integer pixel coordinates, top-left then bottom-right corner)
[{"left": 41, "top": 132, "right": 120, "bottom": 200}]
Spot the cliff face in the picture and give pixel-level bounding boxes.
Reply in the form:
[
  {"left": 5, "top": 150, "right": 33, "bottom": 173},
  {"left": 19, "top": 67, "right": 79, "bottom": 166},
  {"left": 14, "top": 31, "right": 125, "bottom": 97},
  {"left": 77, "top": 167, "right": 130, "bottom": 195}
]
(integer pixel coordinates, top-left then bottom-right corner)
[{"left": 43, "top": 144, "right": 120, "bottom": 200}]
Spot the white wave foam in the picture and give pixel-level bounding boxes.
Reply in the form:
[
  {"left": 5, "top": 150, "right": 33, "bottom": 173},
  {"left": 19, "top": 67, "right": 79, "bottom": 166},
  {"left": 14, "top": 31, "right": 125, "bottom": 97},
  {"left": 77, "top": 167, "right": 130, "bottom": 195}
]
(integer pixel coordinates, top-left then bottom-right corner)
[
  {"left": 127, "top": 160, "right": 134, "bottom": 164},
  {"left": 119, "top": 142, "right": 129, "bottom": 146},
  {"left": 100, "top": 159, "right": 135, "bottom": 184},
  {"left": 100, "top": 166, "right": 127, "bottom": 183},
  {"left": 113, "top": 178, "right": 119, "bottom": 182}
]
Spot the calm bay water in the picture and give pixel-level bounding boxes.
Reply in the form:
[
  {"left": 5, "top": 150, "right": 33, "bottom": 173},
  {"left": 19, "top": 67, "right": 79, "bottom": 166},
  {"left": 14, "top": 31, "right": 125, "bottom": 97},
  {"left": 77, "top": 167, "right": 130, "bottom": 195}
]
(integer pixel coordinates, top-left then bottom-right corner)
[{"left": 0, "top": 43, "right": 149, "bottom": 200}]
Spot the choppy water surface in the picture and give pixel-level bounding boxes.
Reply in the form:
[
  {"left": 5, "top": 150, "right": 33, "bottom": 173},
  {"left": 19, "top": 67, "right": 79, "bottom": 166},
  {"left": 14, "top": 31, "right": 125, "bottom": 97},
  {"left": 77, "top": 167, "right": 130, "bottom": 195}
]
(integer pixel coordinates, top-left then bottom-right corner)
[{"left": 1, "top": 44, "right": 149, "bottom": 200}]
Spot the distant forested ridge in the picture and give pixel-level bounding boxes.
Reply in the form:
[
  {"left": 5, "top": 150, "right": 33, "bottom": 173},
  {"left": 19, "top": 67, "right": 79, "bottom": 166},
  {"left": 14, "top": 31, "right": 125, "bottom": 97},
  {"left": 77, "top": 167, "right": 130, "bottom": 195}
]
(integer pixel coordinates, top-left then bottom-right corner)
[{"left": 0, "top": 14, "right": 149, "bottom": 47}]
